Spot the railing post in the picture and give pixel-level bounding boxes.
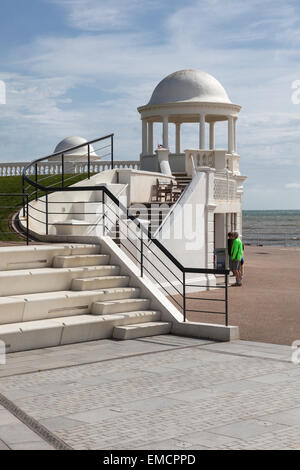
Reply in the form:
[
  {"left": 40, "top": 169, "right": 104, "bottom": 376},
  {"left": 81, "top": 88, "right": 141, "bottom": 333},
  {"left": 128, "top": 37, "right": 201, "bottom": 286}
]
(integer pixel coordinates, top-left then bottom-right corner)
[
  {"left": 140, "top": 230, "right": 143, "bottom": 277},
  {"left": 225, "top": 272, "right": 228, "bottom": 326},
  {"left": 183, "top": 271, "right": 186, "bottom": 322},
  {"left": 26, "top": 194, "right": 29, "bottom": 246},
  {"left": 102, "top": 190, "right": 105, "bottom": 236},
  {"left": 22, "top": 173, "right": 26, "bottom": 217},
  {"left": 62, "top": 153, "right": 65, "bottom": 189},
  {"left": 88, "top": 144, "right": 90, "bottom": 179},
  {"left": 35, "top": 163, "right": 38, "bottom": 201},
  {"left": 46, "top": 192, "right": 49, "bottom": 235},
  {"left": 111, "top": 134, "right": 114, "bottom": 170}
]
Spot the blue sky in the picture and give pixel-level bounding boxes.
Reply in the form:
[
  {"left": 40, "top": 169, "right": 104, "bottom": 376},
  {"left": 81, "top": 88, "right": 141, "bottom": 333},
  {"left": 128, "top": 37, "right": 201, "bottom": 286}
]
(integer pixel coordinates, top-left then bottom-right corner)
[{"left": 1, "top": 0, "right": 300, "bottom": 209}]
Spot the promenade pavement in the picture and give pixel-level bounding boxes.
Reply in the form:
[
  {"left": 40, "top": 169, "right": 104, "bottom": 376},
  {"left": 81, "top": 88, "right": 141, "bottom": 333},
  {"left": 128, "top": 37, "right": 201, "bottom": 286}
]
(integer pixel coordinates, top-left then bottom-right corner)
[
  {"left": 186, "top": 245, "right": 300, "bottom": 345},
  {"left": 0, "top": 335, "right": 299, "bottom": 450}
]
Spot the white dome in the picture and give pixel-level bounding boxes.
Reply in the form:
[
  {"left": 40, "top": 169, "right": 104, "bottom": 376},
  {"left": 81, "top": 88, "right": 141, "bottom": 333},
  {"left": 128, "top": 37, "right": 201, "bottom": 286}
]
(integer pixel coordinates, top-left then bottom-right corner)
[
  {"left": 54, "top": 136, "right": 97, "bottom": 156},
  {"left": 147, "top": 69, "right": 231, "bottom": 106}
]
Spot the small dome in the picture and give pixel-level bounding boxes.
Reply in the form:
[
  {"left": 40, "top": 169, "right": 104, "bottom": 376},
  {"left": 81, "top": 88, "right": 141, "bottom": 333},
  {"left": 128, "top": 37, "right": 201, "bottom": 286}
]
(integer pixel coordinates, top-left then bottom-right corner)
[
  {"left": 148, "top": 69, "right": 231, "bottom": 106},
  {"left": 54, "top": 136, "right": 97, "bottom": 156}
]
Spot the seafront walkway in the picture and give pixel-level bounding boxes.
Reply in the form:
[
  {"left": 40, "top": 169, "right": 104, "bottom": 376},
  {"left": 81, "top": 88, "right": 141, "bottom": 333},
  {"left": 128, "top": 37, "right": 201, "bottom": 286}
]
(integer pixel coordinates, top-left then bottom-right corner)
[
  {"left": 0, "top": 335, "right": 299, "bottom": 450},
  {"left": 187, "top": 245, "right": 300, "bottom": 346}
]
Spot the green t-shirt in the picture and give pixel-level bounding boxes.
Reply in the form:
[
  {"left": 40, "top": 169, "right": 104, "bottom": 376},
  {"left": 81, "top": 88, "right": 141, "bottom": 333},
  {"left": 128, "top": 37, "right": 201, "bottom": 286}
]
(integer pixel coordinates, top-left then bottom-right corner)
[{"left": 231, "top": 238, "right": 243, "bottom": 261}]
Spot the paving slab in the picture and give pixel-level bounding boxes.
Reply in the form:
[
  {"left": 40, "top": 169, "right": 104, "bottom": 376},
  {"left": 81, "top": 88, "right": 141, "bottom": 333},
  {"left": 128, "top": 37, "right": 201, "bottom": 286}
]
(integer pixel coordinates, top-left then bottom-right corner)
[
  {"left": 209, "top": 419, "right": 288, "bottom": 440},
  {"left": 0, "top": 423, "right": 47, "bottom": 446},
  {"left": 261, "top": 407, "right": 300, "bottom": 426}
]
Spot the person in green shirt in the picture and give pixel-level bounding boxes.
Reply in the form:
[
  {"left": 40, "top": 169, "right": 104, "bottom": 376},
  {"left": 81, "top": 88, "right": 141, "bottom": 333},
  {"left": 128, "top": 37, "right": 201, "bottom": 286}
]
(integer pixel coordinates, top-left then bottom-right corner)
[{"left": 231, "top": 232, "right": 243, "bottom": 286}]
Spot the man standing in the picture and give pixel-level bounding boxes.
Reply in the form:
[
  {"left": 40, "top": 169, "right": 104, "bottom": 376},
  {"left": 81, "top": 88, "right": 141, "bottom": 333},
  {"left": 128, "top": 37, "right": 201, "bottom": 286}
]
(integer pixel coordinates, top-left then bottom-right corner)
[{"left": 231, "top": 232, "right": 243, "bottom": 287}]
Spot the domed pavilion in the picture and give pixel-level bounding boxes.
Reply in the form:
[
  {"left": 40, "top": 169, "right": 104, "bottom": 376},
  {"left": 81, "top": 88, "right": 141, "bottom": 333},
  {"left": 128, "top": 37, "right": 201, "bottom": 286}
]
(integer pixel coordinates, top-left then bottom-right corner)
[
  {"left": 137, "top": 69, "right": 241, "bottom": 173},
  {"left": 53, "top": 136, "right": 99, "bottom": 162}
]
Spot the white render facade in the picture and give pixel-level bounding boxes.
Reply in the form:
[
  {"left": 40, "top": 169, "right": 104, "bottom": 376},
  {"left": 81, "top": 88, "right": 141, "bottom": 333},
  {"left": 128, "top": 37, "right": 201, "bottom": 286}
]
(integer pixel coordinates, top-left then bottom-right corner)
[{"left": 137, "top": 69, "right": 246, "bottom": 268}]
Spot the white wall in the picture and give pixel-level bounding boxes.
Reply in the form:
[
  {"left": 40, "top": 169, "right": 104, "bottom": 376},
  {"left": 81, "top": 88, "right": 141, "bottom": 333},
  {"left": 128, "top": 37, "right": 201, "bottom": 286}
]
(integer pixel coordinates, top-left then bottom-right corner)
[{"left": 140, "top": 169, "right": 217, "bottom": 293}]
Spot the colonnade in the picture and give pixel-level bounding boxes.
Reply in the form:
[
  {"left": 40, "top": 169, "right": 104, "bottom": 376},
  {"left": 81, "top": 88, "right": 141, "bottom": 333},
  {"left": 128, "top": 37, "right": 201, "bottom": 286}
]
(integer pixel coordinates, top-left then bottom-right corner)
[{"left": 141, "top": 115, "right": 237, "bottom": 155}]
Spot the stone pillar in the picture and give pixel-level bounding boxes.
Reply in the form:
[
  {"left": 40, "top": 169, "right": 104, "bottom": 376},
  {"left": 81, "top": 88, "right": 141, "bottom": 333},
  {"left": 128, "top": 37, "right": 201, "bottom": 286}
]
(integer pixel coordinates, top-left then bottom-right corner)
[
  {"left": 228, "top": 116, "right": 234, "bottom": 154},
  {"left": 142, "top": 119, "right": 148, "bottom": 155},
  {"left": 201, "top": 167, "right": 216, "bottom": 269},
  {"left": 234, "top": 213, "right": 238, "bottom": 231},
  {"left": 175, "top": 123, "right": 181, "bottom": 154},
  {"left": 162, "top": 116, "right": 169, "bottom": 148},
  {"left": 199, "top": 114, "right": 206, "bottom": 149},
  {"left": 215, "top": 213, "right": 227, "bottom": 249},
  {"left": 231, "top": 213, "right": 235, "bottom": 231},
  {"left": 209, "top": 122, "right": 215, "bottom": 150},
  {"left": 226, "top": 213, "right": 231, "bottom": 235},
  {"left": 148, "top": 121, "right": 153, "bottom": 155},
  {"left": 233, "top": 118, "right": 237, "bottom": 153}
]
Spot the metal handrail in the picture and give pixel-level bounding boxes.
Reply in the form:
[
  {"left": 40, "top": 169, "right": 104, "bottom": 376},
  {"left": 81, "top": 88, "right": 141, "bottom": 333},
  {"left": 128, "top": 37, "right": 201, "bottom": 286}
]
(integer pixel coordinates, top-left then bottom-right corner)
[{"left": 21, "top": 134, "right": 229, "bottom": 324}]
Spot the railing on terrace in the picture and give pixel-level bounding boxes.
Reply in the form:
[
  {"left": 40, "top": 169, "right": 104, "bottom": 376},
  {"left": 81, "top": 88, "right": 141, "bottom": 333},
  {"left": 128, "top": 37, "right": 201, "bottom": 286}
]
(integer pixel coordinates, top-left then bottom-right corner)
[
  {"left": 18, "top": 132, "right": 229, "bottom": 325},
  {"left": 214, "top": 174, "right": 237, "bottom": 201},
  {"left": 21, "top": 185, "right": 229, "bottom": 325}
]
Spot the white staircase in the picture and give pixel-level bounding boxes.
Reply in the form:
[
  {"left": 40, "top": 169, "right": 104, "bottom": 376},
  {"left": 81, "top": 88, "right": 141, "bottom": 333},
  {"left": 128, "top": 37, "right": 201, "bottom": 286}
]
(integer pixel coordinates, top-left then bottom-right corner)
[{"left": 0, "top": 244, "right": 172, "bottom": 352}]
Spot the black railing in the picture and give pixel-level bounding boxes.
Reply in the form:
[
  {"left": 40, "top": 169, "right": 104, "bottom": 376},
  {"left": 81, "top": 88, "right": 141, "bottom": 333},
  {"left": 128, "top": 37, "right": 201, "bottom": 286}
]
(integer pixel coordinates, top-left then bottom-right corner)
[
  {"left": 22, "top": 134, "right": 114, "bottom": 202},
  {"left": 21, "top": 182, "right": 229, "bottom": 325},
  {"left": 20, "top": 132, "right": 229, "bottom": 325}
]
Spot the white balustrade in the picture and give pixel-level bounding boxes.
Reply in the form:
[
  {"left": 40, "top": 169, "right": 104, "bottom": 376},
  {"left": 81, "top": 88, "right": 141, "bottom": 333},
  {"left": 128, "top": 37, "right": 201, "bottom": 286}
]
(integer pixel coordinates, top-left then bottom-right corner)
[
  {"left": 0, "top": 160, "right": 140, "bottom": 176},
  {"left": 214, "top": 174, "right": 237, "bottom": 201}
]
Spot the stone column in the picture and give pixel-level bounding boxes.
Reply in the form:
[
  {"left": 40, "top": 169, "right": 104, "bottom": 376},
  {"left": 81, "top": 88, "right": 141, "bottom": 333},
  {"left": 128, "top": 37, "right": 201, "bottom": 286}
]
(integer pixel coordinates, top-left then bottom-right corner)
[
  {"left": 142, "top": 119, "right": 148, "bottom": 155},
  {"left": 226, "top": 213, "right": 231, "bottom": 234},
  {"left": 175, "top": 123, "right": 181, "bottom": 154},
  {"left": 209, "top": 122, "right": 215, "bottom": 150},
  {"left": 228, "top": 116, "right": 234, "bottom": 154},
  {"left": 162, "top": 116, "right": 169, "bottom": 148},
  {"left": 148, "top": 121, "right": 153, "bottom": 155},
  {"left": 201, "top": 167, "right": 216, "bottom": 269},
  {"left": 199, "top": 114, "right": 206, "bottom": 149},
  {"left": 233, "top": 118, "right": 237, "bottom": 153}
]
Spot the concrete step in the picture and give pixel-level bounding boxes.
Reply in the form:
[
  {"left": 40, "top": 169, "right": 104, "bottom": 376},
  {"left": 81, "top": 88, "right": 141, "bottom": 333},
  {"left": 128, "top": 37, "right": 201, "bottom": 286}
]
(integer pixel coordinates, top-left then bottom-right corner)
[
  {"left": 0, "top": 287, "right": 141, "bottom": 324},
  {"left": 53, "top": 254, "right": 110, "bottom": 268},
  {"left": 92, "top": 298, "right": 150, "bottom": 315},
  {"left": 113, "top": 321, "right": 172, "bottom": 340},
  {"left": 0, "top": 244, "right": 100, "bottom": 271},
  {"left": 0, "top": 265, "right": 121, "bottom": 296},
  {"left": 72, "top": 275, "right": 130, "bottom": 291},
  {"left": 0, "top": 311, "right": 162, "bottom": 352}
]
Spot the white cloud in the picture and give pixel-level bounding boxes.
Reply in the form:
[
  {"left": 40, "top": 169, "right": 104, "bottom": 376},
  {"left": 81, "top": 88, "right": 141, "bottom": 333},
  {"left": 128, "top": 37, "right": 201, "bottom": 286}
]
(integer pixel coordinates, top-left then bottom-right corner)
[
  {"left": 285, "top": 183, "right": 300, "bottom": 189},
  {"left": 49, "top": 0, "right": 163, "bottom": 31},
  {"left": 2, "top": 0, "right": 300, "bottom": 208}
]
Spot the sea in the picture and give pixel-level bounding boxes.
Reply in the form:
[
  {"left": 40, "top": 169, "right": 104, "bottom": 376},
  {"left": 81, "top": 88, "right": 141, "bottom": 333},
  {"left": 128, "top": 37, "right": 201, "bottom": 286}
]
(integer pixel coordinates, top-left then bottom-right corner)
[{"left": 242, "top": 210, "right": 300, "bottom": 247}]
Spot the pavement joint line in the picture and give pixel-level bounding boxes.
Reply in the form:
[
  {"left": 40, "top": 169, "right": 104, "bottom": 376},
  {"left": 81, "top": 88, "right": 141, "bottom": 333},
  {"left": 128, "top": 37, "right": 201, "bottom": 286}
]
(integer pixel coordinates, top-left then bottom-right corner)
[
  {"left": 198, "top": 346, "right": 293, "bottom": 365},
  {"left": 0, "top": 340, "right": 216, "bottom": 379},
  {"left": 0, "top": 338, "right": 293, "bottom": 383},
  {"left": 0, "top": 392, "right": 73, "bottom": 450}
]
